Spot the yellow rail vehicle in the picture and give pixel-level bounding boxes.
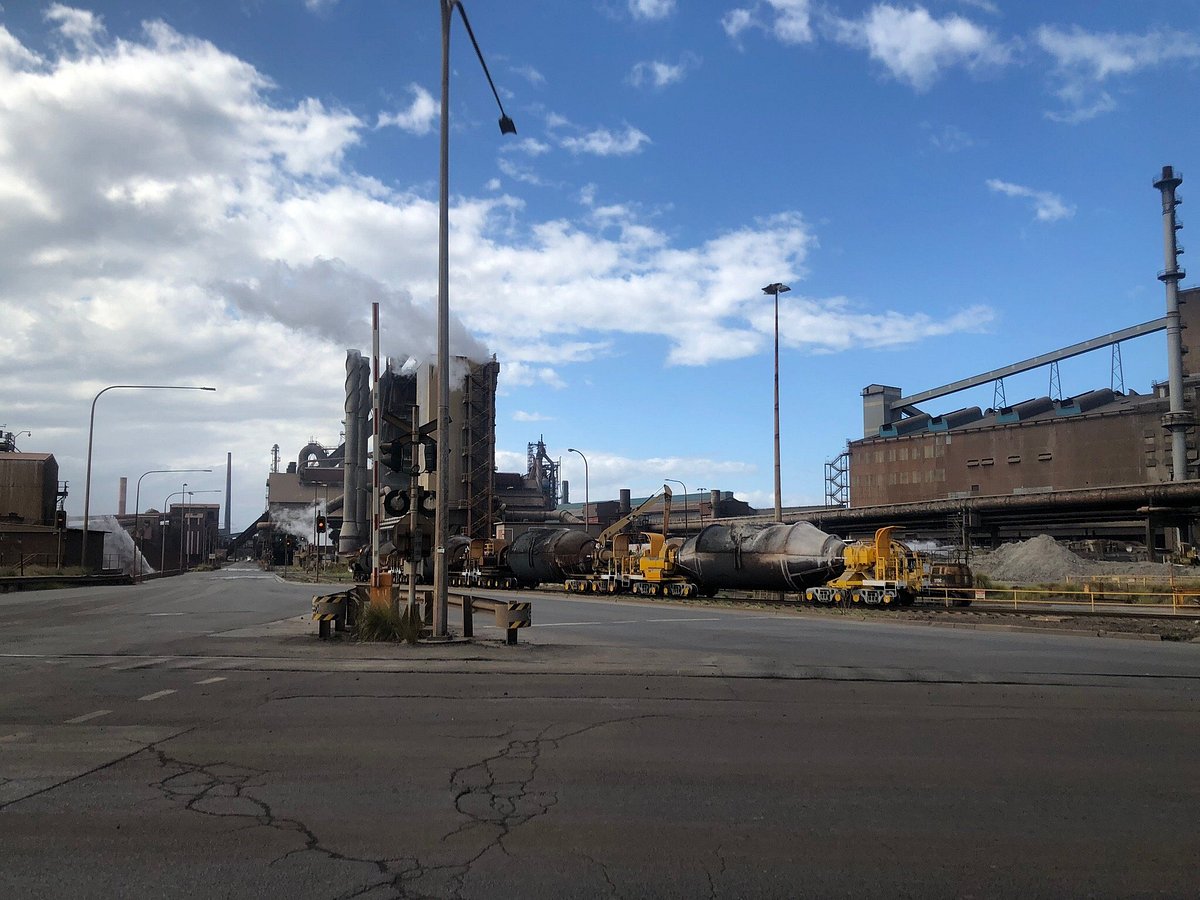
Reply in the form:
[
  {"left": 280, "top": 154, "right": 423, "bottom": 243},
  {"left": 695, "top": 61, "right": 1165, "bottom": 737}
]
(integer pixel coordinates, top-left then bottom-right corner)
[{"left": 805, "top": 526, "right": 923, "bottom": 607}]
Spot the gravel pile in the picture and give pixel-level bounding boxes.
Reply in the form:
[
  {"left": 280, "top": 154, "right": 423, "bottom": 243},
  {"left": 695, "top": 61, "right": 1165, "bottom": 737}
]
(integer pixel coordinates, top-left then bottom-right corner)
[
  {"left": 973, "top": 535, "right": 1181, "bottom": 583},
  {"left": 973, "top": 535, "right": 1093, "bottom": 583}
]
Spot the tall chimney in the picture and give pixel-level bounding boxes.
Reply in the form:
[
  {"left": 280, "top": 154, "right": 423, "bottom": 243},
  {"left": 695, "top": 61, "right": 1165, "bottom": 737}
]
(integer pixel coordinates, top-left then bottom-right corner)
[
  {"left": 118, "top": 477, "right": 127, "bottom": 516},
  {"left": 1154, "top": 165, "right": 1193, "bottom": 481},
  {"left": 225, "top": 451, "right": 232, "bottom": 536}
]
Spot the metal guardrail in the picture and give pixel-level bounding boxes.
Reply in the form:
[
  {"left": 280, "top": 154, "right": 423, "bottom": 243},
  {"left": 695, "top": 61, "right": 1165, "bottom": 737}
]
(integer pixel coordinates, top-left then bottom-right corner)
[
  {"left": 312, "top": 586, "right": 531, "bottom": 643},
  {"left": 969, "top": 585, "right": 1200, "bottom": 614}
]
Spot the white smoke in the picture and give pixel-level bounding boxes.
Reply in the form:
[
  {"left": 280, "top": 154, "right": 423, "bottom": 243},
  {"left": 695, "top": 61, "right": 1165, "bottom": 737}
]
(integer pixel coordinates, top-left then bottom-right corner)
[
  {"left": 270, "top": 502, "right": 328, "bottom": 544},
  {"left": 96, "top": 515, "right": 155, "bottom": 575},
  {"left": 214, "top": 257, "right": 491, "bottom": 365}
]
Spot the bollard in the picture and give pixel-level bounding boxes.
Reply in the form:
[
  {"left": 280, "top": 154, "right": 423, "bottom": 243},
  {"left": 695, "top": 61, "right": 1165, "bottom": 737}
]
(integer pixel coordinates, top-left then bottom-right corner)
[
  {"left": 463, "top": 594, "right": 473, "bottom": 638},
  {"left": 506, "top": 626, "right": 517, "bottom": 646}
]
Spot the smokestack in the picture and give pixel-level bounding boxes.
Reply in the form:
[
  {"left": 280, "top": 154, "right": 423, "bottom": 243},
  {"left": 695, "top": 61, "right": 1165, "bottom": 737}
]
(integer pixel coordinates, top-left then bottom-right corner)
[
  {"left": 710, "top": 489, "right": 722, "bottom": 519},
  {"left": 619, "top": 489, "right": 631, "bottom": 515},
  {"left": 225, "top": 451, "right": 232, "bottom": 536},
  {"left": 1154, "top": 165, "right": 1193, "bottom": 481},
  {"left": 561, "top": 479, "right": 569, "bottom": 504},
  {"left": 118, "top": 477, "right": 127, "bottom": 516}
]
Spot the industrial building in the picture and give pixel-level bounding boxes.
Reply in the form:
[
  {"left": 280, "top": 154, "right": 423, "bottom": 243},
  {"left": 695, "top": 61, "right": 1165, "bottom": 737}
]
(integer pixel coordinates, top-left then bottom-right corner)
[{"left": 808, "top": 168, "right": 1199, "bottom": 551}]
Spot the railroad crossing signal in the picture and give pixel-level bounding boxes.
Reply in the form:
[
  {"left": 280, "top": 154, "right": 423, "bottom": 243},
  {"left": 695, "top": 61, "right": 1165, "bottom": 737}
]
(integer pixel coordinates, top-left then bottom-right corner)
[
  {"left": 379, "top": 413, "right": 438, "bottom": 474},
  {"left": 316, "top": 515, "right": 327, "bottom": 534}
]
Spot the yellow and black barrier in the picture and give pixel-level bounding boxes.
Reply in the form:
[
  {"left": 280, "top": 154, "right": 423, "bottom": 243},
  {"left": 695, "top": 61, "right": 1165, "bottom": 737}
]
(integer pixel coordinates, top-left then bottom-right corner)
[{"left": 312, "top": 590, "right": 357, "bottom": 639}]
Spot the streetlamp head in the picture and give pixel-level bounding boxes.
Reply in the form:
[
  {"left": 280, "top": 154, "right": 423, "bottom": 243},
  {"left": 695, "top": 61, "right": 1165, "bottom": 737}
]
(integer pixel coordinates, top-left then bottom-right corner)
[
  {"left": 498, "top": 115, "right": 517, "bottom": 135},
  {"left": 568, "top": 447, "right": 577, "bottom": 453},
  {"left": 762, "top": 283, "right": 791, "bottom": 296}
]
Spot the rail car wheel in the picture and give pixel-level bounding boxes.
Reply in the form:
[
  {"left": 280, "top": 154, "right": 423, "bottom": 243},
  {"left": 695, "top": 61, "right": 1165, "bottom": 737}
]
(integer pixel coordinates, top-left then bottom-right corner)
[{"left": 880, "top": 592, "right": 895, "bottom": 607}]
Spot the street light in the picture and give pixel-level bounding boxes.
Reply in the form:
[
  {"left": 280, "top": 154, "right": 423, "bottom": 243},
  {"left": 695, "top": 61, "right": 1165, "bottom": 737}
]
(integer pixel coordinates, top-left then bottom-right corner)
[
  {"left": 82, "top": 384, "right": 216, "bottom": 570},
  {"left": 433, "top": 0, "right": 517, "bottom": 637},
  {"left": 568, "top": 448, "right": 589, "bottom": 532},
  {"left": 134, "top": 468, "right": 212, "bottom": 582},
  {"left": 696, "top": 486, "right": 707, "bottom": 527},
  {"left": 161, "top": 485, "right": 189, "bottom": 575},
  {"left": 762, "top": 283, "right": 790, "bottom": 523},
  {"left": 664, "top": 478, "right": 687, "bottom": 535}
]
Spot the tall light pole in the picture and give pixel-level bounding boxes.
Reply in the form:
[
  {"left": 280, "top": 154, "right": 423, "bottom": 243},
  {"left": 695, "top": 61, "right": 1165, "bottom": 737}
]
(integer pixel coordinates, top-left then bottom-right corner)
[
  {"left": 433, "top": 0, "right": 517, "bottom": 637},
  {"left": 162, "top": 485, "right": 188, "bottom": 575},
  {"left": 568, "top": 448, "right": 589, "bottom": 532},
  {"left": 82, "top": 384, "right": 215, "bottom": 570},
  {"left": 762, "top": 284, "right": 790, "bottom": 523},
  {"left": 696, "top": 487, "right": 707, "bottom": 527},
  {"left": 665, "top": 478, "right": 687, "bottom": 535},
  {"left": 134, "top": 467, "right": 212, "bottom": 581}
]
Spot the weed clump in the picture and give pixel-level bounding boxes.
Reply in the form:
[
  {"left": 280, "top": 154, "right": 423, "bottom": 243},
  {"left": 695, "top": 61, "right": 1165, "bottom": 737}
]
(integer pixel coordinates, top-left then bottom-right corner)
[{"left": 356, "top": 603, "right": 422, "bottom": 644}]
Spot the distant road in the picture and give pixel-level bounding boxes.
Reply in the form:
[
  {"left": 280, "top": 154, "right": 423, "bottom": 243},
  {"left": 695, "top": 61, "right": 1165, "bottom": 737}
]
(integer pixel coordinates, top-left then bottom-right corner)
[{"left": 1, "top": 564, "right": 1197, "bottom": 898}]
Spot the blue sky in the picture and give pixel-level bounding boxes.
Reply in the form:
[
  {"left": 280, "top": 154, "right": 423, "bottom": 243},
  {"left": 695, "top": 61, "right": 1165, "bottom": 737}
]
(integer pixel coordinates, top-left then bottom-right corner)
[{"left": 1, "top": 1, "right": 1197, "bottom": 532}]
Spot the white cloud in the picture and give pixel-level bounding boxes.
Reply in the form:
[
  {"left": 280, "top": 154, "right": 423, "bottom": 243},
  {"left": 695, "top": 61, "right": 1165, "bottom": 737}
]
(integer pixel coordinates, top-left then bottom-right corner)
[
  {"left": 1036, "top": 25, "right": 1200, "bottom": 123},
  {"left": 559, "top": 125, "right": 651, "bottom": 156},
  {"left": 722, "top": 1, "right": 813, "bottom": 45},
  {"left": 0, "top": 14, "right": 992, "bottom": 530},
  {"left": 513, "top": 410, "right": 553, "bottom": 422},
  {"left": 46, "top": 4, "right": 106, "bottom": 53},
  {"left": 986, "top": 179, "right": 1075, "bottom": 222},
  {"left": 512, "top": 64, "right": 545, "bottom": 86},
  {"left": 629, "top": 58, "right": 692, "bottom": 89},
  {"left": 629, "top": 0, "right": 676, "bottom": 22},
  {"left": 377, "top": 84, "right": 438, "bottom": 135},
  {"left": 923, "top": 122, "right": 975, "bottom": 152},
  {"left": 557, "top": 449, "right": 757, "bottom": 507},
  {"left": 829, "top": 3, "right": 1010, "bottom": 91}
]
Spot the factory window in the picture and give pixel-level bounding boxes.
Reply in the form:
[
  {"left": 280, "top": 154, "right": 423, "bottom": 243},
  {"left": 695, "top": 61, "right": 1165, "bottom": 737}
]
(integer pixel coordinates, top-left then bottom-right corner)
[
  {"left": 899, "top": 447, "right": 908, "bottom": 461},
  {"left": 900, "top": 472, "right": 909, "bottom": 484},
  {"left": 966, "top": 459, "right": 979, "bottom": 468},
  {"left": 875, "top": 450, "right": 884, "bottom": 464},
  {"left": 924, "top": 446, "right": 934, "bottom": 459},
  {"left": 1037, "top": 451, "right": 1053, "bottom": 461},
  {"left": 888, "top": 473, "right": 898, "bottom": 485},
  {"left": 1007, "top": 455, "right": 1021, "bottom": 464},
  {"left": 887, "top": 448, "right": 896, "bottom": 462},
  {"left": 980, "top": 458, "right": 994, "bottom": 467}
]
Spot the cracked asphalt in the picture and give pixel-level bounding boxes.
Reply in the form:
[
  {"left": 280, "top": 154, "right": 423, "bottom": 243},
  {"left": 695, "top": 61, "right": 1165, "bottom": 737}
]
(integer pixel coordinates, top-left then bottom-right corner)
[{"left": 1, "top": 562, "right": 1199, "bottom": 898}]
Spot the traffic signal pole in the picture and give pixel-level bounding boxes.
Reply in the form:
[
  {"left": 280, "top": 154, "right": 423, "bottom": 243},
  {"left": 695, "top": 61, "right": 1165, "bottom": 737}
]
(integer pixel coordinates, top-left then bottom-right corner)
[{"left": 408, "top": 405, "right": 420, "bottom": 614}]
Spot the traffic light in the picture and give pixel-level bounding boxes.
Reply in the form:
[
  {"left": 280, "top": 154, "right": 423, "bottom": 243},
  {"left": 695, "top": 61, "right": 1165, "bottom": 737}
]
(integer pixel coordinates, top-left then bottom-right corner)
[
  {"left": 316, "top": 515, "right": 327, "bottom": 534},
  {"left": 54, "top": 509, "right": 66, "bottom": 530}
]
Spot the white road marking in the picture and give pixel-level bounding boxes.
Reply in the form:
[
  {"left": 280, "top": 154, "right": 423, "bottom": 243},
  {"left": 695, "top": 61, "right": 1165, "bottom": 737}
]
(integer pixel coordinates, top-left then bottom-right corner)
[
  {"left": 65, "top": 709, "right": 111, "bottom": 724},
  {"left": 530, "top": 619, "right": 640, "bottom": 627},
  {"left": 137, "top": 689, "right": 177, "bottom": 702},
  {"left": 0, "top": 731, "right": 30, "bottom": 743},
  {"left": 643, "top": 617, "right": 722, "bottom": 623},
  {"left": 149, "top": 612, "right": 186, "bottom": 617},
  {"left": 194, "top": 677, "right": 226, "bottom": 685}
]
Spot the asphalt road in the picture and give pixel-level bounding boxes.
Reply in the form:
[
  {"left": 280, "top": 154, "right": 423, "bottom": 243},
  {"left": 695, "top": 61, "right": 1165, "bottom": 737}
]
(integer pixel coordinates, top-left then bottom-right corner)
[{"left": 1, "top": 564, "right": 1198, "bottom": 898}]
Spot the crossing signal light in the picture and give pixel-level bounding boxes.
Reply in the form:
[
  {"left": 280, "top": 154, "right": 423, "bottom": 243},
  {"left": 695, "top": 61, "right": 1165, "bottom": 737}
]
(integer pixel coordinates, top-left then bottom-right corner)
[
  {"left": 416, "top": 487, "right": 436, "bottom": 518},
  {"left": 316, "top": 515, "right": 327, "bottom": 534},
  {"left": 379, "top": 438, "right": 417, "bottom": 476},
  {"left": 382, "top": 488, "right": 410, "bottom": 517},
  {"left": 54, "top": 509, "right": 67, "bottom": 530}
]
